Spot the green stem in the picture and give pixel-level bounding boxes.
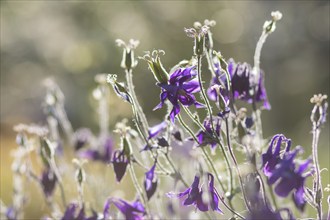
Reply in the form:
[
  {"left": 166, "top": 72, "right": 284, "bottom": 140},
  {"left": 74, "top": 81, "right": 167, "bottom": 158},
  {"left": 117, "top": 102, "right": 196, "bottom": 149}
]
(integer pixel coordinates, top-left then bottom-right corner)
[
  {"left": 196, "top": 55, "right": 215, "bottom": 134},
  {"left": 225, "top": 118, "right": 252, "bottom": 212},
  {"left": 125, "top": 69, "right": 149, "bottom": 136},
  {"left": 189, "top": 56, "right": 235, "bottom": 201},
  {"left": 128, "top": 164, "right": 151, "bottom": 217}
]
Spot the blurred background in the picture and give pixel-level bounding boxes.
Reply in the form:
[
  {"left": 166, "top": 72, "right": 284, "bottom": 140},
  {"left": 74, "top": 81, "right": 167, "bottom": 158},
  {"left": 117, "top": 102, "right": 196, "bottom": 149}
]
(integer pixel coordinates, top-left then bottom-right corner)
[{"left": 1, "top": 1, "right": 329, "bottom": 218}]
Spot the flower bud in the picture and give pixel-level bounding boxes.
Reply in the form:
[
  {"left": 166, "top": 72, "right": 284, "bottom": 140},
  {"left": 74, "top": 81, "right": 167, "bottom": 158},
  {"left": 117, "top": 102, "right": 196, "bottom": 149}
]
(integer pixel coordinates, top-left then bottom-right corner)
[
  {"left": 116, "top": 39, "right": 139, "bottom": 71},
  {"left": 310, "top": 94, "right": 328, "bottom": 128}
]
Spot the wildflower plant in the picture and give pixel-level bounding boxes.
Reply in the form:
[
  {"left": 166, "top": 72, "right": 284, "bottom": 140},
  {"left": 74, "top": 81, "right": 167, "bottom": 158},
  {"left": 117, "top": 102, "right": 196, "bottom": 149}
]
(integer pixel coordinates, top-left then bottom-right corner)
[{"left": 1, "top": 11, "right": 330, "bottom": 220}]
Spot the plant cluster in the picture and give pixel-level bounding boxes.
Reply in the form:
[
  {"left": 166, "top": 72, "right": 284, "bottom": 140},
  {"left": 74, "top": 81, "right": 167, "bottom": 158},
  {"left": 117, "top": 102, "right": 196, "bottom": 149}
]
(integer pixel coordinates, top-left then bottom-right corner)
[{"left": 1, "top": 11, "right": 329, "bottom": 220}]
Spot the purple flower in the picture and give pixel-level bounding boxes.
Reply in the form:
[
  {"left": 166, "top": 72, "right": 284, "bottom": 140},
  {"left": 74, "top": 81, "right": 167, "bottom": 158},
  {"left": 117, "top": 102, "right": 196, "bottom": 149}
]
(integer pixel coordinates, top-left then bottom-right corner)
[
  {"left": 112, "top": 150, "right": 129, "bottom": 182},
  {"left": 167, "top": 173, "right": 223, "bottom": 213},
  {"left": 195, "top": 117, "right": 221, "bottom": 151},
  {"left": 144, "top": 163, "right": 158, "bottom": 200},
  {"left": 40, "top": 168, "right": 57, "bottom": 198},
  {"left": 78, "top": 137, "right": 113, "bottom": 163},
  {"left": 61, "top": 203, "right": 97, "bottom": 220},
  {"left": 108, "top": 198, "right": 146, "bottom": 220},
  {"left": 208, "top": 59, "right": 270, "bottom": 110},
  {"left": 154, "top": 66, "right": 203, "bottom": 122},
  {"left": 267, "top": 148, "right": 312, "bottom": 211},
  {"left": 262, "top": 134, "right": 291, "bottom": 177}
]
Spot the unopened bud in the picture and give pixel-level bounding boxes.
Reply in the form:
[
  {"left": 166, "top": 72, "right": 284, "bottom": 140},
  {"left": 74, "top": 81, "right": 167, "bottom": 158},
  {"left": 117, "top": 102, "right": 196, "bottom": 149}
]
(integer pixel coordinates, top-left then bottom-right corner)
[
  {"left": 116, "top": 39, "right": 139, "bottom": 71},
  {"left": 263, "top": 11, "right": 282, "bottom": 34},
  {"left": 310, "top": 94, "right": 328, "bottom": 128}
]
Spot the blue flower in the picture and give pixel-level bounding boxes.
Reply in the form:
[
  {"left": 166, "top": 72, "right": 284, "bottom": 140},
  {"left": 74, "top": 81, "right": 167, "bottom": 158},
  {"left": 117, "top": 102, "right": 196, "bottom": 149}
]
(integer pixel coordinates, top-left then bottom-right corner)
[
  {"left": 167, "top": 173, "right": 223, "bottom": 213},
  {"left": 267, "top": 148, "right": 312, "bottom": 211},
  {"left": 144, "top": 163, "right": 158, "bottom": 200},
  {"left": 154, "top": 66, "right": 204, "bottom": 122}
]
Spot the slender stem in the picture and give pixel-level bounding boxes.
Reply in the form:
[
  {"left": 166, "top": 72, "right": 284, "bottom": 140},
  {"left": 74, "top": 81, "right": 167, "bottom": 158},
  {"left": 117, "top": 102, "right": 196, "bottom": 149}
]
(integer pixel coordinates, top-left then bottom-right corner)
[
  {"left": 205, "top": 50, "right": 217, "bottom": 77},
  {"left": 126, "top": 69, "right": 149, "bottom": 136},
  {"left": 177, "top": 114, "right": 235, "bottom": 210},
  {"left": 196, "top": 55, "right": 234, "bottom": 196},
  {"left": 268, "top": 183, "right": 278, "bottom": 210},
  {"left": 201, "top": 147, "right": 226, "bottom": 193},
  {"left": 218, "top": 194, "right": 246, "bottom": 220},
  {"left": 312, "top": 125, "right": 323, "bottom": 220},
  {"left": 182, "top": 106, "right": 205, "bottom": 131},
  {"left": 128, "top": 164, "right": 151, "bottom": 217},
  {"left": 225, "top": 118, "right": 252, "bottom": 212},
  {"left": 196, "top": 55, "right": 215, "bottom": 134}
]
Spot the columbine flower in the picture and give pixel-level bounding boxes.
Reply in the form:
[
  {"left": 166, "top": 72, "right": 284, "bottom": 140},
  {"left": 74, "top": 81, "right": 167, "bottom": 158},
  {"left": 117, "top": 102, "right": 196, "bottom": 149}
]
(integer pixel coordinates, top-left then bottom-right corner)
[
  {"left": 208, "top": 58, "right": 270, "bottom": 110},
  {"left": 262, "top": 134, "right": 313, "bottom": 211},
  {"left": 154, "top": 66, "right": 204, "bottom": 122},
  {"left": 144, "top": 163, "right": 158, "bottom": 200},
  {"left": 267, "top": 148, "right": 312, "bottom": 211},
  {"left": 195, "top": 117, "right": 221, "bottom": 151},
  {"left": 262, "top": 134, "right": 291, "bottom": 177},
  {"left": 112, "top": 150, "right": 129, "bottom": 182},
  {"left": 167, "top": 173, "right": 223, "bottom": 213},
  {"left": 40, "top": 168, "right": 57, "bottom": 198},
  {"left": 106, "top": 198, "right": 145, "bottom": 220},
  {"left": 78, "top": 137, "right": 113, "bottom": 163}
]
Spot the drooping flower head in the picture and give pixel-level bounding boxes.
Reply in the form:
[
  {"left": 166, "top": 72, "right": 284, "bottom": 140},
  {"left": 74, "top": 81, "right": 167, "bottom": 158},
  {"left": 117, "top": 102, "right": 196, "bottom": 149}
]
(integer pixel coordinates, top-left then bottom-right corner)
[
  {"left": 154, "top": 66, "right": 204, "bottom": 122},
  {"left": 208, "top": 58, "right": 270, "bottom": 110},
  {"left": 112, "top": 150, "right": 129, "bottom": 182},
  {"left": 144, "top": 162, "right": 158, "bottom": 200},
  {"left": 167, "top": 173, "right": 223, "bottom": 213},
  {"left": 267, "top": 148, "right": 312, "bottom": 211},
  {"left": 262, "top": 135, "right": 312, "bottom": 211}
]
